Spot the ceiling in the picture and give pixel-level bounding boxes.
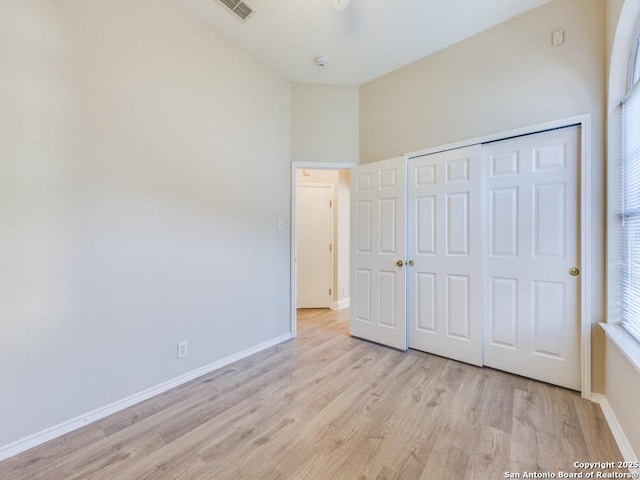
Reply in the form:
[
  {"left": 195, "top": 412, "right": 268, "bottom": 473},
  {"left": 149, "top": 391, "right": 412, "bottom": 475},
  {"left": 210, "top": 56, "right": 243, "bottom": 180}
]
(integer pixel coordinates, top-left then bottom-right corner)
[{"left": 176, "top": 0, "right": 552, "bottom": 86}]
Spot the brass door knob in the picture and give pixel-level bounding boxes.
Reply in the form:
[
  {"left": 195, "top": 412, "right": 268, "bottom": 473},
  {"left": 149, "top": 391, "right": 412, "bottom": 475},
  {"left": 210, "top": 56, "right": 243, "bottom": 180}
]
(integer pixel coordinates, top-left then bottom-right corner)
[
  {"left": 396, "top": 260, "right": 404, "bottom": 267},
  {"left": 569, "top": 267, "right": 580, "bottom": 276},
  {"left": 408, "top": 260, "right": 415, "bottom": 266}
]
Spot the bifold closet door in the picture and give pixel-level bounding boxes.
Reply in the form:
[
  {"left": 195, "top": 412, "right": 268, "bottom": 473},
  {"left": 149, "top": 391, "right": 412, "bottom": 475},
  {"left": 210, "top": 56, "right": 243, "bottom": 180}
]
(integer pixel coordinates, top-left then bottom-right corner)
[
  {"left": 407, "top": 145, "right": 483, "bottom": 366},
  {"left": 483, "top": 126, "right": 581, "bottom": 390},
  {"left": 350, "top": 157, "right": 407, "bottom": 350}
]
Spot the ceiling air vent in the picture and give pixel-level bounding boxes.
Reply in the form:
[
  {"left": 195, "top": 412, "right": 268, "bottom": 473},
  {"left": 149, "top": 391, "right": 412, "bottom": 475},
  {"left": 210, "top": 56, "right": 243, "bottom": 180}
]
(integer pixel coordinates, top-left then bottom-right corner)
[{"left": 218, "top": 0, "right": 254, "bottom": 22}]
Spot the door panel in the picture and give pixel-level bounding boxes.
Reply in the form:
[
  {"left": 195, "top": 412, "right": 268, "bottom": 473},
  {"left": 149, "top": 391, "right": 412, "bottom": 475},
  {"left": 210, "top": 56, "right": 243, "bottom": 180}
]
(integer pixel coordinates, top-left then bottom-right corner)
[
  {"left": 489, "top": 277, "right": 517, "bottom": 347},
  {"left": 483, "top": 126, "right": 580, "bottom": 390},
  {"left": 446, "top": 192, "right": 470, "bottom": 255},
  {"left": 447, "top": 274, "right": 471, "bottom": 338},
  {"left": 350, "top": 157, "right": 407, "bottom": 350},
  {"left": 490, "top": 188, "right": 518, "bottom": 257},
  {"left": 408, "top": 145, "right": 483, "bottom": 366}
]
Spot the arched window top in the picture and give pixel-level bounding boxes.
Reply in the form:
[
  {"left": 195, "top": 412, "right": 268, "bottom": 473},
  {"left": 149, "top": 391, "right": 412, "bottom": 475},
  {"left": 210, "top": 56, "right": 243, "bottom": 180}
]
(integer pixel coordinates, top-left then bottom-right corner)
[{"left": 629, "top": 23, "right": 640, "bottom": 91}]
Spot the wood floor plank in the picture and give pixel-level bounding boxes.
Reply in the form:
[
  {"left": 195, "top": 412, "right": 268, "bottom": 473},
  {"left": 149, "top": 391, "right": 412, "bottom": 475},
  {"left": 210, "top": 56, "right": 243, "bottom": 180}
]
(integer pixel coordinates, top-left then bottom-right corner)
[
  {"left": 0, "top": 426, "right": 108, "bottom": 478},
  {"left": 0, "top": 308, "right": 624, "bottom": 479}
]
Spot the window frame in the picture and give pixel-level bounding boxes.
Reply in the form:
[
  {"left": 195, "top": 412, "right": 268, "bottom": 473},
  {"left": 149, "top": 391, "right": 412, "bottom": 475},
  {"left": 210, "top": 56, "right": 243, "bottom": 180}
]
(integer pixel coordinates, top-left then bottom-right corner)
[{"left": 620, "top": 20, "right": 640, "bottom": 345}]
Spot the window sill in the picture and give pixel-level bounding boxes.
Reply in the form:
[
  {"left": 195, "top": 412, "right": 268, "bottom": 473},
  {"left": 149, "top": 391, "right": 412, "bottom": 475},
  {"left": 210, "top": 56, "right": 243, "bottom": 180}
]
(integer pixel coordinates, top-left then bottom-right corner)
[{"left": 600, "top": 322, "right": 640, "bottom": 375}]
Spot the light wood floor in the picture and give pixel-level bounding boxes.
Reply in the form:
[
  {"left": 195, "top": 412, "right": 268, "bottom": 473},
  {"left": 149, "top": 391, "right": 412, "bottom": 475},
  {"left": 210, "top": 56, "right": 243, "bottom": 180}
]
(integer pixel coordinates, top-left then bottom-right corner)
[{"left": 0, "top": 309, "right": 623, "bottom": 479}]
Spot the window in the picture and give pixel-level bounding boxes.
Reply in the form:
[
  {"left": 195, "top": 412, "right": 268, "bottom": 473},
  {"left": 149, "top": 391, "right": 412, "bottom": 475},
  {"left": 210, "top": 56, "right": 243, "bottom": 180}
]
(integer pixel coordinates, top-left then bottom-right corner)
[{"left": 621, "top": 26, "right": 640, "bottom": 343}]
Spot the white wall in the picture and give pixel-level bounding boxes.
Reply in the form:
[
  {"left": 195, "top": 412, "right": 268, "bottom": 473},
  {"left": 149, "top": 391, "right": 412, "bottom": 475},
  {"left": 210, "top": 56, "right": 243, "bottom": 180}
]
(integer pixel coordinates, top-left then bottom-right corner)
[
  {"left": 0, "top": 0, "right": 291, "bottom": 449},
  {"left": 291, "top": 84, "right": 359, "bottom": 165},
  {"left": 360, "top": 0, "right": 607, "bottom": 391},
  {"left": 290, "top": 84, "right": 357, "bottom": 308}
]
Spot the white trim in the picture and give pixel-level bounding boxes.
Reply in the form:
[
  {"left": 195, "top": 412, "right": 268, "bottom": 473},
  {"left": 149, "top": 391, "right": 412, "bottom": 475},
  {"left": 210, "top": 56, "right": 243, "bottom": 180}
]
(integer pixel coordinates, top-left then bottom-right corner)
[
  {"left": 406, "top": 115, "right": 587, "bottom": 159},
  {"left": 591, "top": 393, "right": 640, "bottom": 474},
  {"left": 408, "top": 115, "right": 592, "bottom": 399},
  {"left": 0, "top": 333, "right": 293, "bottom": 462},
  {"left": 622, "top": 74, "right": 640, "bottom": 105},
  {"left": 580, "top": 115, "right": 592, "bottom": 400},
  {"left": 331, "top": 298, "right": 350, "bottom": 310},
  {"left": 290, "top": 162, "right": 357, "bottom": 337},
  {"left": 293, "top": 162, "right": 356, "bottom": 170}
]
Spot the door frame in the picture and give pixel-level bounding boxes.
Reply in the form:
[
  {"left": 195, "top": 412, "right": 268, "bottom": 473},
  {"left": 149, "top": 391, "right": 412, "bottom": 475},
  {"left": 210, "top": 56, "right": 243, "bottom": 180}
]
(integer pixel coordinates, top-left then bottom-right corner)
[
  {"left": 290, "top": 162, "right": 357, "bottom": 338},
  {"left": 406, "top": 114, "right": 592, "bottom": 399}
]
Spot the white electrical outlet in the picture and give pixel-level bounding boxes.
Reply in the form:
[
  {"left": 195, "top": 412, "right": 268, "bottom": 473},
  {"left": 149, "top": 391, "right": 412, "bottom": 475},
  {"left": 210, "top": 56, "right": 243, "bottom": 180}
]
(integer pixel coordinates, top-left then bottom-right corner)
[{"left": 177, "top": 341, "right": 188, "bottom": 359}]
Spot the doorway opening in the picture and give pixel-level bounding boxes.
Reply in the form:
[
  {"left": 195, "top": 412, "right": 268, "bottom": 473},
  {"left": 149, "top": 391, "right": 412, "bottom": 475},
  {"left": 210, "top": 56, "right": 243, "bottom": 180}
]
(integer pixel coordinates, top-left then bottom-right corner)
[{"left": 291, "top": 163, "right": 355, "bottom": 337}]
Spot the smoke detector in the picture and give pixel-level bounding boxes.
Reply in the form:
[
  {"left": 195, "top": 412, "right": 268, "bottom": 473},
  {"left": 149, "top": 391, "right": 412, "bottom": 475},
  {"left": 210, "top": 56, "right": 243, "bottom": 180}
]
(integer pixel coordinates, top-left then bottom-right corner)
[{"left": 315, "top": 55, "right": 329, "bottom": 67}]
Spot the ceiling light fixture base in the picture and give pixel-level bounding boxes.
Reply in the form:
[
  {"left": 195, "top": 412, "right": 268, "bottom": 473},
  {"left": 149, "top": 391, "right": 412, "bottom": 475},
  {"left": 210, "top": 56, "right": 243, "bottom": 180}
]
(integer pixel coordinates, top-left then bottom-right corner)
[{"left": 334, "top": 0, "right": 350, "bottom": 12}]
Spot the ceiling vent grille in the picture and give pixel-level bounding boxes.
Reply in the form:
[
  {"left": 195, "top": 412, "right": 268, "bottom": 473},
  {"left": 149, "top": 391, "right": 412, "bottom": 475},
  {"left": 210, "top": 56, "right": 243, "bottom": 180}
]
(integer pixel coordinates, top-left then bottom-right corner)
[{"left": 218, "top": 0, "right": 254, "bottom": 22}]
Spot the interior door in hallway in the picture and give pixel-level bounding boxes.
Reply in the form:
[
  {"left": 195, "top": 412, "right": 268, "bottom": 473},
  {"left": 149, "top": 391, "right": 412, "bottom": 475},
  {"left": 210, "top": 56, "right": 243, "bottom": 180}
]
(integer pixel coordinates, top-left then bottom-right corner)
[
  {"left": 296, "top": 184, "right": 334, "bottom": 308},
  {"left": 407, "top": 145, "right": 483, "bottom": 366},
  {"left": 483, "top": 126, "right": 581, "bottom": 390},
  {"left": 350, "top": 157, "right": 407, "bottom": 350}
]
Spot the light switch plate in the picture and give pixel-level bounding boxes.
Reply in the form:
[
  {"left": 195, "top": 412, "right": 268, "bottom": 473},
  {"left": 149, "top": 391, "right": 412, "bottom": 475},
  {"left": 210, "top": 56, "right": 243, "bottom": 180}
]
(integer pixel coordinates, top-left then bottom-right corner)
[{"left": 552, "top": 29, "right": 565, "bottom": 46}]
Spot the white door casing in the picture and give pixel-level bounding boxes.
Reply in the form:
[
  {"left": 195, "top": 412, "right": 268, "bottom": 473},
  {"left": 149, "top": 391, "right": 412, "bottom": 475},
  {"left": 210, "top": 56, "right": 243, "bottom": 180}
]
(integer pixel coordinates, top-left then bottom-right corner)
[
  {"left": 482, "top": 126, "right": 581, "bottom": 390},
  {"left": 407, "top": 145, "right": 483, "bottom": 366},
  {"left": 350, "top": 157, "right": 407, "bottom": 350},
  {"left": 296, "top": 184, "right": 334, "bottom": 309}
]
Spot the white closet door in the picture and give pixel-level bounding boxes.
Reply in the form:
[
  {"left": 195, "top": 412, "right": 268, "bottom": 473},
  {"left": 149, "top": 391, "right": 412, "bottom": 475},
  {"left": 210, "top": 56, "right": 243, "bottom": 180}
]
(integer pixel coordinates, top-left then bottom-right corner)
[
  {"left": 350, "top": 157, "right": 407, "bottom": 350},
  {"left": 407, "top": 146, "right": 483, "bottom": 366},
  {"left": 483, "top": 126, "right": 581, "bottom": 390},
  {"left": 296, "top": 184, "right": 334, "bottom": 309}
]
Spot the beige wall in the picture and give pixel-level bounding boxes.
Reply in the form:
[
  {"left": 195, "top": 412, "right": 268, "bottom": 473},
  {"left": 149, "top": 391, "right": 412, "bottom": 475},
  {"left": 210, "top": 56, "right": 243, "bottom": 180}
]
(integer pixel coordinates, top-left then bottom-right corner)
[
  {"left": 607, "top": 0, "right": 626, "bottom": 67},
  {"left": 0, "top": 0, "right": 291, "bottom": 449},
  {"left": 604, "top": 336, "right": 640, "bottom": 458},
  {"left": 360, "top": 0, "right": 607, "bottom": 392},
  {"left": 291, "top": 84, "right": 359, "bottom": 164},
  {"left": 360, "top": 0, "right": 605, "bottom": 163}
]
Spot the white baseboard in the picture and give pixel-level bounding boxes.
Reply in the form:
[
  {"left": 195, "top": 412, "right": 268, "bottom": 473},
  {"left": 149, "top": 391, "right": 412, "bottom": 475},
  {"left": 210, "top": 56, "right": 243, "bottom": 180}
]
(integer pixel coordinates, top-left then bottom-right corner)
[
  {"left": 0, "top": 333, "right": 293, "bottom": 462},
  {"left": 331, "top": 298, "right": 350, "bottom": 310},
  {"left": 591, "top": 393, "right": 639, "bottom": 474}
]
